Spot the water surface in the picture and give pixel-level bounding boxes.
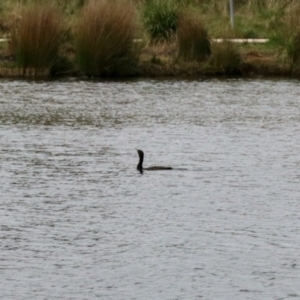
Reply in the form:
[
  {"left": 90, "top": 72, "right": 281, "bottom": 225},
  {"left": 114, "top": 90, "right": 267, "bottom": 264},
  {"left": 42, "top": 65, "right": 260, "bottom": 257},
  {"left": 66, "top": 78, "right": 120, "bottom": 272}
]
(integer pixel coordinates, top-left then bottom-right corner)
[{"left": 1, "top": 78, "right": 300, "bottom": 299}]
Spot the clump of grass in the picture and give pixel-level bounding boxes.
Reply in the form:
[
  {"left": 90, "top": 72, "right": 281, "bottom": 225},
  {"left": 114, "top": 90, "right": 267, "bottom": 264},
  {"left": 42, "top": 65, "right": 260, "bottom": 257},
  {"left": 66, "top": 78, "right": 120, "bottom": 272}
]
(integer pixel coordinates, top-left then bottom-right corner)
[
  {"left": 177, "top": 12, "right": 211, "bottom": 61},
  {"left": 10, "top": 3, "right": 64, "bottom": 76},
  {"left": 209, "top": 41, "right": 241, "bottom": 74},
  {"left": 142, "top": 0, "right": 179, "bottom": 42},
  {"left": 270, "top": 3, "right": 300, "bottom": 68},
  {"left": 74, "top": 0, "right": 139, "bottom": 77},
  {"left": 275, "top": 3, "right": 300, "bottom": 67}
]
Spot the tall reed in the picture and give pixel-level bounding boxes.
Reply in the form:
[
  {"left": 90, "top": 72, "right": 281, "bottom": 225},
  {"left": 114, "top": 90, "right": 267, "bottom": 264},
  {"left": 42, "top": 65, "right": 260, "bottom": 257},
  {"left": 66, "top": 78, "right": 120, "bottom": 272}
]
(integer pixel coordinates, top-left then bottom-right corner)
[
  {"left": 74, "top": 0, "right": 138, "bottom": 77},
  {"left": 10, "top": 3, "right": 64, "bottom": 76},
  {"left": 177, "top": 12, "right": 210, "bottom": 61}
]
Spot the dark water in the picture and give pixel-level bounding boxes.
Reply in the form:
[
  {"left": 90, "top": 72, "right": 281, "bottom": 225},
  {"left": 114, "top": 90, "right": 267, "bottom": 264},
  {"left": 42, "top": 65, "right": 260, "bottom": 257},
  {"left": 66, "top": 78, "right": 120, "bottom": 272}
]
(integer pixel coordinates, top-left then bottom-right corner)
[{"left": 1, "top": 78, "right": 300, "bottom": 299}]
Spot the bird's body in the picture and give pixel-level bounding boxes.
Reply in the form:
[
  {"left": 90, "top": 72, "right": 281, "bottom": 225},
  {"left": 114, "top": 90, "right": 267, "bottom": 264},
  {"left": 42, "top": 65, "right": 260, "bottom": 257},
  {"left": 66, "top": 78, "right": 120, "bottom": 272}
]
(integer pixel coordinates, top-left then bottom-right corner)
[{"left": 136, "top": 149, "right": 172, "bottom": 173}]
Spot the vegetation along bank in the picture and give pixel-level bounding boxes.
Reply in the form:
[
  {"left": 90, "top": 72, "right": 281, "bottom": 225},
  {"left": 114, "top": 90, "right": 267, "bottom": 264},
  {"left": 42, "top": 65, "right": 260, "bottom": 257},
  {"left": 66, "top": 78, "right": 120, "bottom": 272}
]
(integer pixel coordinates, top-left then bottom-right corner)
[{"left": 0, "top": 0, "right": 300, "bottom": 78}]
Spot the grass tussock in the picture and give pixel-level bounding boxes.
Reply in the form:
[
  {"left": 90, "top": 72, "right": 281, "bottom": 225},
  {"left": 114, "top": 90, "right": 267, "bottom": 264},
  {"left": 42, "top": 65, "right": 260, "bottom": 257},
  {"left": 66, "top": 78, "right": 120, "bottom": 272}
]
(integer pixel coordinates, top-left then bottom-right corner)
[
  {"left": 10, "top": 3, "right": 64, "bottom": 76},
  {"left": 278, "top": 4, "right": 300, "bottom": 67},
  {"left": 142, "top": 0, "right": 179, "bottom": 42},
  {"left": 209, "top": 41, "right": 241, "bottom": 74},
  {"left": 177, "top": 12, "right": 211, "bottom": 61},
  {"left": 268, "top": 2, "right": 300, "bottom": 68},
  {"left": 74, "top": 0, "right": 139, "bottom": 77}
]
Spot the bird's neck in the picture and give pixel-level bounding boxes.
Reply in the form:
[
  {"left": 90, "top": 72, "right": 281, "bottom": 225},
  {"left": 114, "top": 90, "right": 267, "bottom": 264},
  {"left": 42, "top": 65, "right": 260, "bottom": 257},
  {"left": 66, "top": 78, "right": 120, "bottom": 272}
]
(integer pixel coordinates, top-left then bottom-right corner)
[{"left": 137, "top": 152, "right": 144, "bottom": 171}]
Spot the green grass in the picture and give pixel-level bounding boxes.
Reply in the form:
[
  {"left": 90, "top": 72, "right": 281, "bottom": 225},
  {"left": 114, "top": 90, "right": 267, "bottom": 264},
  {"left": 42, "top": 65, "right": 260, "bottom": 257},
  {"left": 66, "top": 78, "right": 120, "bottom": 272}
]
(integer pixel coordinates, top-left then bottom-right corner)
[
  {"left": 142, "top": 0, "right": 180, "bottom": 42},
  {"left": 268, "top": 3, "right": 300, "bottom": 67}
]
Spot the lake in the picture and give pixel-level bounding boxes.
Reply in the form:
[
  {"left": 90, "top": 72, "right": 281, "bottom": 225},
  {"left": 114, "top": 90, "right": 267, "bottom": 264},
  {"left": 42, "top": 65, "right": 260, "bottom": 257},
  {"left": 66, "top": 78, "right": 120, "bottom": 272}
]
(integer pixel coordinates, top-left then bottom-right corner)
[{"left": 1, "top": 78, "right": 300, "bottom": 299}]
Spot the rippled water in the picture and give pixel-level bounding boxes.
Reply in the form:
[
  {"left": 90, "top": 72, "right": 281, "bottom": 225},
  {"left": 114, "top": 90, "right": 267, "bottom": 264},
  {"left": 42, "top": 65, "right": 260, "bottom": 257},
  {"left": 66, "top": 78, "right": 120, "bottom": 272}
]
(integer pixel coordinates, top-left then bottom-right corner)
[{"left": 1, "top": 78, "right": 300, "bottom": 299}]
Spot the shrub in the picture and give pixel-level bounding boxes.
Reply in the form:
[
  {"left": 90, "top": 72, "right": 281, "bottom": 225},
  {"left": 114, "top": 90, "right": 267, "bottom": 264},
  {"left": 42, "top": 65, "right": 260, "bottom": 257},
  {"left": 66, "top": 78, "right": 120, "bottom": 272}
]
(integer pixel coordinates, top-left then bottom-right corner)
[
  {"left": 74, "top": 0, "right": 138, "bottom": 76},
  {"left": 142, "top": 0, "right": 179, "bottom": 42},
  {"left": 209, "top": 41, "right": 241, "bottom": 74},
  {"left": 177, "top": 12, "right": 211, "bottom": 61},
  {"left": 10, "top": 3, "right": 64, "bottom": 76}
]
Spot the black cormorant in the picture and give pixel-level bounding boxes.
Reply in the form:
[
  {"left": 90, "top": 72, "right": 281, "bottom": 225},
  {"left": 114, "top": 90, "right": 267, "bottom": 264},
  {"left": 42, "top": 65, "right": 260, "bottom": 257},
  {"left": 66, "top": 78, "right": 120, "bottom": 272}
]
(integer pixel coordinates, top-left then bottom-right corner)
[{"left": 136, "top": 149, "right": 173, "bottom": 173}]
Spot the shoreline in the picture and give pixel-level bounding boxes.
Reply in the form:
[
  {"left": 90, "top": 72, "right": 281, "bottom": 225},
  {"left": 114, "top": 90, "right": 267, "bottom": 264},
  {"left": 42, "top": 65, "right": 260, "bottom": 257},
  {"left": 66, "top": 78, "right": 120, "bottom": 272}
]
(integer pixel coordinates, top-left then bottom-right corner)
[{"left": 0, "top": 64, "right": 296, "bottom": 80}]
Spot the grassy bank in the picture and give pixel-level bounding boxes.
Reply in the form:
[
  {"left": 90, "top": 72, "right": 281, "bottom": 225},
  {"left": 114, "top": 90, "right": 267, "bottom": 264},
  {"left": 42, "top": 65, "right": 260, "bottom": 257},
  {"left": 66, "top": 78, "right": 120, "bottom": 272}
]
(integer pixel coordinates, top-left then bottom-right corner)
[{"left": 0, "top": 0, "right": 299, "bottom": 78}]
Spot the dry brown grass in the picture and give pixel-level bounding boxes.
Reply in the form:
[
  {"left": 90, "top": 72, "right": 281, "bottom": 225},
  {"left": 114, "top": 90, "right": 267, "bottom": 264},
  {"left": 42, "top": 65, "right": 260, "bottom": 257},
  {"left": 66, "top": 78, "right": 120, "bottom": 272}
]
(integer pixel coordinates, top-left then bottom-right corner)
[
  {"left": 177, "top": 12, "right": 210, "bottom": 61},
  {"left": 10, "top": 3, "right": 64, "bottom": 76},
  {"left": 74, "top": 0, "right": 139, "bottom": 77}
]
